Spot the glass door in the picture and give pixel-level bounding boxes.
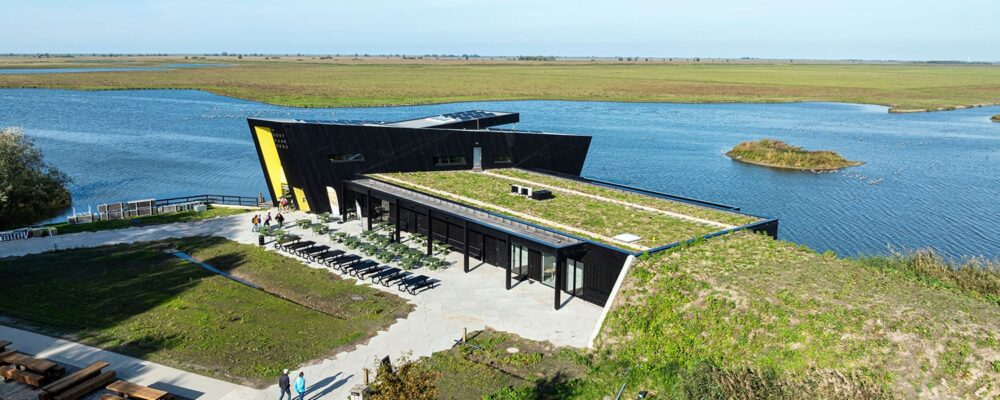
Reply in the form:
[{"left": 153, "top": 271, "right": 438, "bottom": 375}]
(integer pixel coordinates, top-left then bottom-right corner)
[
  {"left": 472, "top": 146, "right": 482, "bottom": 170},
  {"left": 564, "top": 259, "right": 584, "bottom": 295}
]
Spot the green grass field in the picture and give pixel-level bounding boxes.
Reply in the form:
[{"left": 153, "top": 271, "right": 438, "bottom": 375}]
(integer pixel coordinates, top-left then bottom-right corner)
[
  {"left": 47, "top": 206, "right": 250, "bottom": 234},
  {"left": 725, "top": 138, "right": 863, "bottom": 171},
  {"left": 424, "top": 232, "right": 1000, "bottom": 399},
  {"left": 378, "top": 170, "right": 736, "bottom": 248},
  {"left": 1, "top": 58, "right": 999, "bottom": 111},
  {"left": 0, "top": 237, "right": 411, "bottom": 386}
]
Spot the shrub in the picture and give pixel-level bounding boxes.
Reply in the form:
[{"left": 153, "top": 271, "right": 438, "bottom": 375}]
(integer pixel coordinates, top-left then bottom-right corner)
[
  {"left": 0, "top": 126, "right": 71, "bottom": 229},
  {"left": 370, "top": 356, "right": 438, "bottom": 400}
]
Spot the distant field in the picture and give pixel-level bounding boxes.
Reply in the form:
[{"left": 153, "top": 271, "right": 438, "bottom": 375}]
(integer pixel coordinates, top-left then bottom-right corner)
[{"left": 1, "top": 57, "right": 999, "bottom": 112}]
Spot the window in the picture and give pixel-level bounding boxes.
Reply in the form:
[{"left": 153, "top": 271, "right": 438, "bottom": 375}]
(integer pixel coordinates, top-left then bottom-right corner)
[
  {"left": 493, "top": 155, "right": 513, "bottom": 164},
  {"left": 328, "top": 153, "right": 365, "bottom": 163},
  {"left": 511, "top": 244, "right": 529, "bottom": 276},
  {"left": 542, "top": 253, "right": 556, "bottom": 287},
  {"left": 565, "top": 259, "right": 584, "bottom": 295},
  {"left": 433, "top": 155, "right": 466, "bottom": 166}
]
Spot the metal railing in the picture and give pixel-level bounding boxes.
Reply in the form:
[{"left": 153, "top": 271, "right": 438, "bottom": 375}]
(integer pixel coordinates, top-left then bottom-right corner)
[{"left": 154, "top": 194, "right": 262, "bottom": 208}]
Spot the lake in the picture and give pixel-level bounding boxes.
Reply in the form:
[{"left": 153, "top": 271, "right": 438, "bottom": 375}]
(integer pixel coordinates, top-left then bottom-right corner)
[{"left": 1, "top": 89, "right": 997, "bottom": 259}]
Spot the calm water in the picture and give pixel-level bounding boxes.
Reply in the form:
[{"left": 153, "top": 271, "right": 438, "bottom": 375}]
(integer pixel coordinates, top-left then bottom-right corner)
[
  {"left": 0, "top": 63, "right": 228, "bottom": 75},
  {"left": 2, "top": 89, "right": 998, "bottom": 259}
]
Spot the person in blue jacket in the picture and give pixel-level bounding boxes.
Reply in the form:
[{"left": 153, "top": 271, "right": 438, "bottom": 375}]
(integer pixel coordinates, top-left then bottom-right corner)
[{"left": 293, "top": 371, "right": 306, "bottom": 400}]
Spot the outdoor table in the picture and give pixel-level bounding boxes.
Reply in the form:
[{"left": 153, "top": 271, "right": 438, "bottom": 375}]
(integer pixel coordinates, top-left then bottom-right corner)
[
  {"left": 107, "top": 379, "right": 170, "bottom": 400},
  {"left": 3, "top": 352, "right": 63, "bottom": 377}
]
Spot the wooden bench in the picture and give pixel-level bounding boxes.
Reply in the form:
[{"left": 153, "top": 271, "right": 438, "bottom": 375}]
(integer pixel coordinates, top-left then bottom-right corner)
[
  {"left": 106, "top": 379, "right": 173, "bottom": 400},
  {"left": 4, "top": 352, "right": 64, "bottom": 378},
  {"left": 1, "top": 364, "right": 47, "bottom": 387},
  {"left": 0, "top": 339, "right": 11, "bottom": 352},
  {"left": 39, "top": 361, "right": 110, "bottom": 400},
  {"left": 53, "top": 370, "right": 116, "bottom": 400},
  {"left": 0, "top": 348, "right": 16, "bottom": 364}
]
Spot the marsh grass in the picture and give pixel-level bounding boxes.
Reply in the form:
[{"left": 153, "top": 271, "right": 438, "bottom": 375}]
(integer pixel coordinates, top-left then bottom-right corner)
[
  {"left": 725, "top": 139, "right": 863, "bottom": 171},
  {"left": 856, "top": 249, "right": 1000, "bottom": 306},
  {"left": 1, "top": 59, "right": 1000, "bottom": 111}
]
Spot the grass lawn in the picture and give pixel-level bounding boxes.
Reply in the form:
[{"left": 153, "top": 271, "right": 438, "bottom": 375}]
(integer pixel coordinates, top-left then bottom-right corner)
[
  {"left": 47, "top": 206, "right": 251, "bottom": 234},
  {"left": 376, "top": 171, "right": 729, "bottom": 249},
  {"left": 423, "top": 232, "right": 1000, "bottom": 399},
  {"left": 1, "top": 57, "right": 999, "bottom": 112},
  {"left": 0, "top": 237, "right": 411, "bottom": 386},
  {"left": 725, "top": 138, "right": 864, "bottom": 171}
]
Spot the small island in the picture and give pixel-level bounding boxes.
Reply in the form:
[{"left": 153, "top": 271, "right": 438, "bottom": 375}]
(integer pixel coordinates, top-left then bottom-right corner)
[
  {"left": 725, "top": 139, "right": 863, "bottom": 171},
  {"left": 992, "top": 114, "right": 1000, "bottom": 123}
]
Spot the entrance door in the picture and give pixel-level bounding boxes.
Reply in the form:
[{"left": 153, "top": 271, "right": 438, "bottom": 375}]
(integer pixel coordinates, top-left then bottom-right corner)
[{"left": 472, "top": 146, "right": 482, "bottom": 170}]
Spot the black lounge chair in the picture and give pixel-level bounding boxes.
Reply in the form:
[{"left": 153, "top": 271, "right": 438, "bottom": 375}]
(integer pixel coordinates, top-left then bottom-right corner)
[
  {"left": 302, "top": 245, "right": 330, "bottom": 259},
  {"left": 314, "top": 249, "right": 345, "bottom": 263},
  {"left": 380, "top": 271, "right": 412, "bottom": 287},
  {"left": 356, "top": 264, "right": 388, "bottom": 279},
  {"left": 397, "top": 275, "right": 436, "bottom": 294},
  {"left": 283, "top": 240, "right": 315, "bottom": 253},
  {"left": 369, "top": 267, "right": 401, "bottom": 284},
  {"left": 345, "top": 260, "right": 378, "bottom": 276},
  {"left": 328, "top": 255, "right": 362, "bottom": 271}
]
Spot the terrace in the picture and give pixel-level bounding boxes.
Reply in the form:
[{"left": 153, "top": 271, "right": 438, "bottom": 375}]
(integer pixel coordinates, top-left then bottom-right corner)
[{"left": 371, "top": 168, "right": 762, "bottom": 252}]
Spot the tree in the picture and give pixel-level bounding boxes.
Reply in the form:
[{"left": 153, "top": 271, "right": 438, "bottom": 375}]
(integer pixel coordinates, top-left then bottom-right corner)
[
  {"left": 369, "top": 356, "right": 438, "bottom": 400},
  {"left": 0, "top": 127, "right": 71, "bottom": 229}
]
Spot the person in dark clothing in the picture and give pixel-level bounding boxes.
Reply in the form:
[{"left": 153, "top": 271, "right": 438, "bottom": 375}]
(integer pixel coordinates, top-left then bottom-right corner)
[
  {"left": 278, "top": 368, "right": 292, "bottom": 400},
  {"left": 276, "top": 212, "right": 285, "bottom": 228}
]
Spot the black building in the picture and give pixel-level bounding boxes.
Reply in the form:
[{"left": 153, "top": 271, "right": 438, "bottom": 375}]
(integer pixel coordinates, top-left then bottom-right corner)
[{"left": 249, "top": 111, "right": 778, "bottom": 309}]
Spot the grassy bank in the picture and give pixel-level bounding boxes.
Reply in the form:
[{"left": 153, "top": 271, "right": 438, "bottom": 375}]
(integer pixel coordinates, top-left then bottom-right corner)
[
  {"left": 426, "top": 233, "right": 1000, "bottom": 399},
  {"left": 0, "top": 237, "right": 410, "bottom": 386},
  {"left": 1, "top": 58, "right": 999, "bottom": 112},
  {"left": 726, "top": 139, "right": 863, "bottom": 171},
  {"left": 46, "top": 206, "right": 250, "bottom": 234}
]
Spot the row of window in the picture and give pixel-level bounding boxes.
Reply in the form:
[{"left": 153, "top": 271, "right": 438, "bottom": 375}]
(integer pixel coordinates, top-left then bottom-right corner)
[{"left": 328, "top": 153, "right": 513, "bottom": 165}]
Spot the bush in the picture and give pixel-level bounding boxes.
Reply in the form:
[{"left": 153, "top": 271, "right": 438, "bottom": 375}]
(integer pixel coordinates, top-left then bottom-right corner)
[
  {"left": 370, "top": 356, "right": 438, "bottom": 400},
  {"left": 0, "top": 126, "right": 71, "bottom": 229}
]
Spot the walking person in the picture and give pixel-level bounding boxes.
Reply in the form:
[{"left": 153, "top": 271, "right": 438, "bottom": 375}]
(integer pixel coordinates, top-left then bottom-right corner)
[
  {"left": 264, "top": 212, "right": 272, "bottom": 228},
  {"left": 276, "top": 212, "right": 285, "bottom": 228},
  {"left": 278, "top": 369, "right": 292, "bottom": 400},
  {"left": 251, "top": 214, "right": 260, "bottom": 232},
  {"left": 293, "top": 371, "right": 306, "bottom": 400}
]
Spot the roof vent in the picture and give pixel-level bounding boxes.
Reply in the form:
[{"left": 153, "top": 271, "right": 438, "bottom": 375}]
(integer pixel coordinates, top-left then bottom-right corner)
[{"left": 613, "top": 233, "right": 642, "bottom": 243}]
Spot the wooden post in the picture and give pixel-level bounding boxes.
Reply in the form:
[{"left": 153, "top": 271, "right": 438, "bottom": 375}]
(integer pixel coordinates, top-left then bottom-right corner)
[
  {"left": 363, "top": 368, "right": 370, "bottom": 385},
  {"left": 463, "top": 327, "right": 468, "bottom": 342}
]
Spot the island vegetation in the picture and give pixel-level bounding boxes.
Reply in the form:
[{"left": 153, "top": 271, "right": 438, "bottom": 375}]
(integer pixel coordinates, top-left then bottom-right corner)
[
  {"left": 992, "top": 113, "right": 1000, "bottom": 122},
  {"left": 0, "top": 126, "right": 71, "bottom": 229},
  {"left": 1, "top": 56, "right": 1000, "bottom": 112},
  {"left": 725, "top": 138, "right": 863, "bottom": 171},
  {"left": 0, "top": 237, "right": 411, "bottom": 386}
]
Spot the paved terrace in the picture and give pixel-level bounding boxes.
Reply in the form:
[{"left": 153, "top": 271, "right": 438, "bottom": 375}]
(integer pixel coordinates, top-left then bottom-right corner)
[{"left": 0, "top": 211, "right": 602, "bottom": 399}]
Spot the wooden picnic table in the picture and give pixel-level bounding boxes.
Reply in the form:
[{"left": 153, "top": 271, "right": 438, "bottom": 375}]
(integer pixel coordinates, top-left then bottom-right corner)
[
  {"left": 107, "top": 380, "right": 171, "bottom": 400},
  {"left": 3, "top": 352, "right": 62, "bottom": 376}
]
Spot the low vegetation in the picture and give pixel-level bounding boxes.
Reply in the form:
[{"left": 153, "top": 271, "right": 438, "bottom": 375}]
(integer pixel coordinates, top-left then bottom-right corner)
[
  {"left": 488, "top": 169, "right": 755, "bottom": 226},
  {"left": 379, "top": 171, "right": 725, "bottom": 248},
  {"left": 0, "top": 237, "right": 411, "bottom": 386},
  {"left": 2, "top": 57, "right": 1000, "bottom": 112},
  {"left": 726, "top": 139, "right": 863, "bottom": 171},
  {"left": 47, "top": 206, "right": 250, "bottom": 234},
  {"left": 992, "top": 114, "right": 1000, "bottom": 122},
  {"left": 423, "top": 233, "right": 1000, "bottom": 399},
  {"left": 0, "top": 126, "right": 71, "bottom": 229}
]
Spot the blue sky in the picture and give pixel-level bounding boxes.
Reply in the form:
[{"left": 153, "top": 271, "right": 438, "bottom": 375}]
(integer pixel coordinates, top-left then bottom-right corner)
[{"left": 1, "top": 0, "right": 997, "bottom": 60}]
